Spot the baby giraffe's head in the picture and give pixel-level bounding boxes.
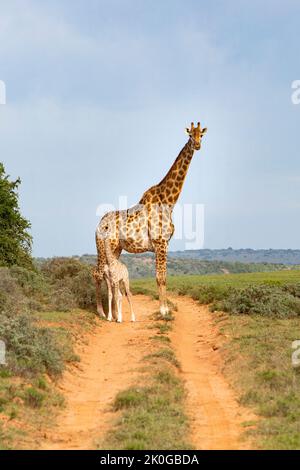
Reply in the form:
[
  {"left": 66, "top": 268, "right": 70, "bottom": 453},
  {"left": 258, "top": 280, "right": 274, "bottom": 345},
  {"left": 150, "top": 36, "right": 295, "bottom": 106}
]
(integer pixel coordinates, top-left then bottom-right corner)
[{"left": 185, "top": 122, "right": 207, "bottom": 150}]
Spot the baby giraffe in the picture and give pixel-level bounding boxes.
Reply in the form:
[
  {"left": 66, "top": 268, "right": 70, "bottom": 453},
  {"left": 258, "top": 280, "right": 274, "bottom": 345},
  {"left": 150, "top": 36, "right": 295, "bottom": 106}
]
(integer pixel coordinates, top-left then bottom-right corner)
[{"left": 104, "top": 238, "right": 135, "bottom": 323}]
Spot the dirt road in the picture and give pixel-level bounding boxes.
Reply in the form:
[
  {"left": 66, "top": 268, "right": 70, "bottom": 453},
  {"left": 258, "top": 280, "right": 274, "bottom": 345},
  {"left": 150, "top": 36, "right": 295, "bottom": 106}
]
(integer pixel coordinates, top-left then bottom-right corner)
[
  {"left": 170, "top": 295, "right": 255, "bottom": 450},
  {"left": 40, "top": 295, "right": 155, "bottom": 450},
  {"left": 40, "top": 294, "right": 254, "bottom": 450}
]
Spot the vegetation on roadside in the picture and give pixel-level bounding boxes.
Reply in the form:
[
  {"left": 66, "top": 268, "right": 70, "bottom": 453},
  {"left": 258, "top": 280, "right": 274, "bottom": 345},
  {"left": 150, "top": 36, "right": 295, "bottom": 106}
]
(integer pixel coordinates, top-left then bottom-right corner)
[
  {"left": 1, "top": 161, "right": 299, "bottom": 450},
  {"left": 222, "top": 314, "right": 300, "bottom": 450},
  {"left": 0, "top": 164, "right": 100, "bottom": 449},
  {"left": 40, "top": 257, "right": 98, "bottom": 311},
  {"left": 0, "top": 258, "right": 97, "bottom": 449},
  {"left": 132, "top": 270, "right": 300, "bottom": 450},
  {"left": 0, "top": 163, "right": 33, "bottom": 269},
  {"left": 132, "top": 270, "right": 300, "bottom": 318}
]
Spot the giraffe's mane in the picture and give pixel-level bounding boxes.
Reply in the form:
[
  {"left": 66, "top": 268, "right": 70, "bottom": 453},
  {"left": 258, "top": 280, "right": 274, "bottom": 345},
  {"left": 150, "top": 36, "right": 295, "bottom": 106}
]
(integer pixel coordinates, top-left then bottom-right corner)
[{"left": 156, "top": 139, "right": 191, "bottom": 187}]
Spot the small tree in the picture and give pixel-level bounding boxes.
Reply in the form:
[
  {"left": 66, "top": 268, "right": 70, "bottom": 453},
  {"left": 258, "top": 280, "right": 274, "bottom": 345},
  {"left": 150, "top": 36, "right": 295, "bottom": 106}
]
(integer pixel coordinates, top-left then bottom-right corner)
[{"left": 0, "top": 163, "right": 33, "bottom": 268}]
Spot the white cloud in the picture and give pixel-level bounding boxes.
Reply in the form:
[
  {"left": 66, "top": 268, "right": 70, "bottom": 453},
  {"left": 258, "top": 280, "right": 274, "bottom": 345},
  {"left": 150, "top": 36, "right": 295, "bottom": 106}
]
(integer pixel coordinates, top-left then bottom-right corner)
[
  {"left": 0, "top": 1, "right": 300, "bottom": 254},
  {"left": 0, "top": 1, "right": 93, "bottom": 57}
]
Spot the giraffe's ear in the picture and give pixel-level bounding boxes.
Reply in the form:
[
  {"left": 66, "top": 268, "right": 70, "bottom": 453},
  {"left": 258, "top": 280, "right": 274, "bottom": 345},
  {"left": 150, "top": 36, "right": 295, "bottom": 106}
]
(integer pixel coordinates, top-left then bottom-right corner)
[
  {"left": 201, "top": 128, "right": 207, "bottom": 135},
  {"left": 185, "top": 127, "right": 190, "bottom": 135}
]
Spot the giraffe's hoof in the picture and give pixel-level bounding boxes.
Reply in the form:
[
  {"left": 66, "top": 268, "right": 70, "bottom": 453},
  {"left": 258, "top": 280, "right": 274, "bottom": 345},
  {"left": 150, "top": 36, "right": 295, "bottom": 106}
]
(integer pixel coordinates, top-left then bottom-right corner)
[
  {"left": 97, "top": 308, "right": 106, "bottom": 318},
  {"left": 159, "top": 306, "right": 169, "bottom": 317}
]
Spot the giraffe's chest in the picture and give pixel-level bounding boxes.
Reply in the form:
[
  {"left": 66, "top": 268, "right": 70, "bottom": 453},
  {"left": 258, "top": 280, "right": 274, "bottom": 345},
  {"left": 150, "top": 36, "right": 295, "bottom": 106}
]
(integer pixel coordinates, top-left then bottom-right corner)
[{"left": 121, "top": 239, "right": 154, "bottom": 254}]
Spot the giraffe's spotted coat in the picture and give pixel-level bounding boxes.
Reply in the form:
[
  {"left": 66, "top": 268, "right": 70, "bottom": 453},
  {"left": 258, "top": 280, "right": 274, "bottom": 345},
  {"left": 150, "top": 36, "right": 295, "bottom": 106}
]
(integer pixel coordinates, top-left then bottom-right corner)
[
  {"left": 93, "top": 123, "right": 207, "bottom": 317},
  {"left": 103, "top": 238, "right": 135, "bottom": 323}
]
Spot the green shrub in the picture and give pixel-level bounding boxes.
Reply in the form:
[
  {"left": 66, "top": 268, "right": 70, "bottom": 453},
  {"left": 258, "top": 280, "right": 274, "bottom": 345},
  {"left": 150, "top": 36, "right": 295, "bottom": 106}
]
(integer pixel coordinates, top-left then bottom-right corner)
[
  {"left": 145, "top": 348, "right": 180, "bottom": 368},
  {"left": 41, "top": 258, "right": 96, "bottom": 311},
  {"left": 0, "top": 267, "right": 26, "bottom": 315},
  {"left": 212, "top": 285, "right": 300, "bottom": 318},
  {"left": 51, "top": 286, "right": 76, "bottom": 312},
  {"left": 35, "top": 376, "right": 47, "bottom": 390},
  {"left": 282, "top": 283, "right": 300, "bottom": 298},
  {"left": 26, "top": 298, "right": 45, "bottom": 312},
  {"left": 114, "top": 388, "right": 147, "bottom": 410},
  {"left": 9, "top": 266, "right": 47, "bottom": 298},
  {"left": 0, "top": 313, "right": 69, "bottom": 377},
  {"left": 0, "top": 369, "right": 11, "bottom": 378},
  {"left": 0, "top": 266, "right": 50, "bottom": 315},
  {"left": 70, "top": 267, "right": 96, "bottom": 310},
  {"left": 0, "top": 163, "right": 33, "bottom": 269},
  {"left": 189, "top": 284, "right": 231, "bottom": 304},
  {"left": 41, "top": 258, "right": 83, "bottom": 282},
  {"left": 24, "top": 387, "right": 45, "bottom": 408},
  {"left": 154, "top": 370, "right": 180, "bottom": 385}
]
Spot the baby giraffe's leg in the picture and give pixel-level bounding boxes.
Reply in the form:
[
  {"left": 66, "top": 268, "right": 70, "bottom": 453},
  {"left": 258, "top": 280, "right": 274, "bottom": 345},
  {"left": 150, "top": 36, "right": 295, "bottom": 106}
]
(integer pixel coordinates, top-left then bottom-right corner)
[
  {"left": 106, "top": 275, "right": 113, "bottom": 322},
  {"left": 124, "top": 280, "right": 135, "bottom": 322},
  {"left": 117, "top": 287, "right": 123, "bottom": 323}
]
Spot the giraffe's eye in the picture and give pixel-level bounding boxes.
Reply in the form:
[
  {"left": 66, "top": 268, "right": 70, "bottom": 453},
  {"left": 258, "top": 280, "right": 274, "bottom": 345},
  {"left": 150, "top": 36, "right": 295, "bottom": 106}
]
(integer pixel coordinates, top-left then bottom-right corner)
[{"left": 105, "top": 225, "right": 109, "bottom": 230}]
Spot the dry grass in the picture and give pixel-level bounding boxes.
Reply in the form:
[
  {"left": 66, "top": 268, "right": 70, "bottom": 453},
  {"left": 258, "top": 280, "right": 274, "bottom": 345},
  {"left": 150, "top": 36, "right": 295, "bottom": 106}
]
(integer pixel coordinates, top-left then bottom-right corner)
[{"left": 100, "top": 313, "right": 190, "bottom": 450}]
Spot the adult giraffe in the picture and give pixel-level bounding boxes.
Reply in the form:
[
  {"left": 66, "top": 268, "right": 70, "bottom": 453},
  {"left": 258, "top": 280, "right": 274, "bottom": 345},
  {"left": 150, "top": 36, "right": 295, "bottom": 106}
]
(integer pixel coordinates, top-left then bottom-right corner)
[{"left": 93, "top": 122, "right": 207, "bottom": 317}]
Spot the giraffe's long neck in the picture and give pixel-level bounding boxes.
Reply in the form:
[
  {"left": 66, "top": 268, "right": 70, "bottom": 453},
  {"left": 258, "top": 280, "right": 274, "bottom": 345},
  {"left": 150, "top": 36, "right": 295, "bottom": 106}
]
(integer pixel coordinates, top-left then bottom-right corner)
[{"left": 156, "top": 139, "right": 194, "bottom": 206}]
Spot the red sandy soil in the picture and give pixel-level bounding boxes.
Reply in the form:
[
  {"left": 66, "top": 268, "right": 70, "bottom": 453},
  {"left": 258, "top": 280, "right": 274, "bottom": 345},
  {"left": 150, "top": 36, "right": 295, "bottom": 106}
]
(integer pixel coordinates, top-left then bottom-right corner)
[{"left": 39, "top": 294, "right": 256, "bottom": 450}]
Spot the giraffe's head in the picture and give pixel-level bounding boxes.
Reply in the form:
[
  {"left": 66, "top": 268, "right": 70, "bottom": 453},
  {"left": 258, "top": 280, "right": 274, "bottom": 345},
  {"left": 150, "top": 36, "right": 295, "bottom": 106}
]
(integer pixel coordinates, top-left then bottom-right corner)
[{"left": 185, "top": 122, "right": 207, "bottom": 151}]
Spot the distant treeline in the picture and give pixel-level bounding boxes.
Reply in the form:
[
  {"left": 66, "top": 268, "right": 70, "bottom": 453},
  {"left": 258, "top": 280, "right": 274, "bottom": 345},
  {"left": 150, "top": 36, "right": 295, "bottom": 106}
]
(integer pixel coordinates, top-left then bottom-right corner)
[
  {"left": 168, "top": 248, "right": 300, "bottom": 264},
  {"left": 35, "top": 253, "right": 300, "bottom": 279}
]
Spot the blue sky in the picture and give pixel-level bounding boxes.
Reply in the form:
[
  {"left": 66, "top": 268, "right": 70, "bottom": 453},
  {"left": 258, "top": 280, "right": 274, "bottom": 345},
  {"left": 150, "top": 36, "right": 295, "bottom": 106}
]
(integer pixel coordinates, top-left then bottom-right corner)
[{"left": 0, "top": 0, "right": 300, "bottom": 256}]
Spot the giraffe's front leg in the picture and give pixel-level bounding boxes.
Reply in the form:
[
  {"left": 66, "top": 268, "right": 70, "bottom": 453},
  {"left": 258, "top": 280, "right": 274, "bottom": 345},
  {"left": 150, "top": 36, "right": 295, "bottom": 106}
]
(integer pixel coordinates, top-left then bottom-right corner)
[
  {"left": 117, "top": 287, "right": 123, "bottom": 323},
  {"left": 112, "top": 284, "right": 120, "bottom": 322},
  {"left": 94, "top": 238, "right": 107, "bottom": 318},
  {"left": 128, "top": 293, "right": 136, "bottom": 322},
  {"left": 105, "top": 273, "right": 113, "bottom": 322},
  {"left": 154, "top": 241, "right": 169, "bottom": 317},
  {"left": 124, "top": 279, "right": 136, "bottom": 322}
]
